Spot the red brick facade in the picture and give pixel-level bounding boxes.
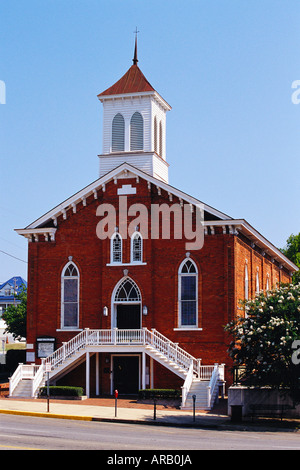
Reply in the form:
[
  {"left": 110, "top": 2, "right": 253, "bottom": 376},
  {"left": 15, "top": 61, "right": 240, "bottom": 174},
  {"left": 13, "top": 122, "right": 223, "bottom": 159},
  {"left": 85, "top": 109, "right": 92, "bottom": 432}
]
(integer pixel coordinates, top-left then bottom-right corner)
[
  {"left": 23, "top": 173, "right": 292, "bottom": 395},
  {"left": 20, "top": 55, "right": 295, "bottom": 397}
]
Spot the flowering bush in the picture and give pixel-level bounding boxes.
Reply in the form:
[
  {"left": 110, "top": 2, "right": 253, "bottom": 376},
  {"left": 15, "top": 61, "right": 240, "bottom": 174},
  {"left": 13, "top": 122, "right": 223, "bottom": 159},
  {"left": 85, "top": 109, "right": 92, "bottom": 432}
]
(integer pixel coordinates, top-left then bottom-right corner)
[{"left": 225, "top": 283, "right": 300, "bottom": 401}]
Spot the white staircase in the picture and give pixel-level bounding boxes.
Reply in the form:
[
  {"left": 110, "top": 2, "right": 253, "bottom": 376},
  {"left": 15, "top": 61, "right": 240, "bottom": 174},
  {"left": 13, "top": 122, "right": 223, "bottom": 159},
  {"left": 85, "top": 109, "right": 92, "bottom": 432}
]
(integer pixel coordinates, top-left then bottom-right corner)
[
  {"left": 182, "top": 377, "right": 220, "bottom": 410},
  {"left": 9, "top": 328, "right": 225, "bottom": 409},
  {"left": 10, "top": 379, "right": 33, "bottom": 398}
]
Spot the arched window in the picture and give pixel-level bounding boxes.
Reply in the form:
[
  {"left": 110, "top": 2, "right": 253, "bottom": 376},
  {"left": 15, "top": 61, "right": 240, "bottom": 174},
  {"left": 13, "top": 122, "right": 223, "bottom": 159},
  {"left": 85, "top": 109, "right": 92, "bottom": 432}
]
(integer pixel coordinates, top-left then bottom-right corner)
[
  {"left": 130, "top": 112, "right": 143, "bottom": 150},
  {"left": 154, "top": 116, "right": 158, "bottom": 153},
  {"left": 111, "top": 232, "right": 122, "bottom": 263},
  {"left": 178, "top": 258, "right": 198, "bottom": 328},
  {"left": 131, "top": 232, "right": 143, "bottom": 263},
  {"left": 112, "top": 277, "right": 142, "bottom": 329},
  {"left": 112, "top": 113, "right": 125, "bottom": 152},
  {"left": 245, "top": 264, "right": 249, "bottom": 301},
  {"left": 61, "top": 262, "right": 79, "bottom": 329},
  {"left": 115, "top": 278, "right": 141, "bottom": 302}
]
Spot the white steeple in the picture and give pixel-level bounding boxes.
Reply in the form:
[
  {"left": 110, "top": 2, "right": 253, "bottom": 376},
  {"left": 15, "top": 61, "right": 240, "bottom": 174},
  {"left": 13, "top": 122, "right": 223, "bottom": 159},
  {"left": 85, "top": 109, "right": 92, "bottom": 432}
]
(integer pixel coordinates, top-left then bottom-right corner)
[{"left": 97, "top": 42, "right": 171, "bottom": 183}]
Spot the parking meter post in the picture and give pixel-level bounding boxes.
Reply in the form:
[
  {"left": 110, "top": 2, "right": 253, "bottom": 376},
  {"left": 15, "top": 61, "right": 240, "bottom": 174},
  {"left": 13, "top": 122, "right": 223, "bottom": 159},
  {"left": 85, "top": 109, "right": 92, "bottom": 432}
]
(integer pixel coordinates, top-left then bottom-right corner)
[
  {"left": 44, "top": 364, "right": 52, "bottom": 413},
  {"left": 192, "top": 394, "right": 196, "bottom": 422},
  {"left": 153, "top": 398, "right": 157, "bottom": 420},
  {"left": 114, "top": 390, "right": 118, "bottom": 417}
]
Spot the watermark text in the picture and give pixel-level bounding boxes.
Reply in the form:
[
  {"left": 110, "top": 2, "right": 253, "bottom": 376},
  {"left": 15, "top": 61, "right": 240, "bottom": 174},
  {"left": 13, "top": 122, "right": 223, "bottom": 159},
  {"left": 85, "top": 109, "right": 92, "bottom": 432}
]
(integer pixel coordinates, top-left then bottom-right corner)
[{"left": 96, "top": 196, "right": 204, "bottom": 250}]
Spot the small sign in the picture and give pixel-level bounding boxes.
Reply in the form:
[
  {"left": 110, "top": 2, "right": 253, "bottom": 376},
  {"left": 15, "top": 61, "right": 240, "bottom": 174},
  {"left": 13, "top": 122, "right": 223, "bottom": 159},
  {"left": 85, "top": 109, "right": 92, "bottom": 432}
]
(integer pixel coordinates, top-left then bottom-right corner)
[
  {"left": 45, "top": 364, "right": 51, "bottom": 372},
  {"left": 37, "top": 337, "right": 55, "bottom": 358}
]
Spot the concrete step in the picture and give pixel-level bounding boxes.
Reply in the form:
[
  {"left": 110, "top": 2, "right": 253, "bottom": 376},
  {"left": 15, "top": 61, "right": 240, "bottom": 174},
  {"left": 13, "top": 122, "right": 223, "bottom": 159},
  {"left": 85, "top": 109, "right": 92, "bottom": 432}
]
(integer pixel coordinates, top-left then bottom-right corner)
[{"left": 11, "top": 379, "right": 33, "bottom": 398}]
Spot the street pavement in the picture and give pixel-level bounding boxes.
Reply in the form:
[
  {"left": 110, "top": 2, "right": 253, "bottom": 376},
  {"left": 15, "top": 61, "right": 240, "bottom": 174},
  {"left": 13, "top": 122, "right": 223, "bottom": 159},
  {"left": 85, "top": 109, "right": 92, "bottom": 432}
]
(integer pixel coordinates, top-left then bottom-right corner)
[{"left": 0, "top": 396, "right": 299, "bottom": 432}]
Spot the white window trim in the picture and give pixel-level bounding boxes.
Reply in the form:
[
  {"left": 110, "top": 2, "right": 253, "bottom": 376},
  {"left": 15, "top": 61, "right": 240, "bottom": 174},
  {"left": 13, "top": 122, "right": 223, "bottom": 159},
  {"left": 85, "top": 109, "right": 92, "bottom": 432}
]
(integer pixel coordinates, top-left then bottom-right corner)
[
  {"left": 61, "top": 261, "right": 80, "bottom": 330},
  {"left": 173, "top": 328, "right": 203, "bottom": 331},
  {"left": 130, "top": 231, "right": 143, "bottom": 264},
  {"left": 110, "top": 232, "right": 122, "bottom": 264},
  {"left": 178, "top": 258, "right": 198, "bottom": 329}
]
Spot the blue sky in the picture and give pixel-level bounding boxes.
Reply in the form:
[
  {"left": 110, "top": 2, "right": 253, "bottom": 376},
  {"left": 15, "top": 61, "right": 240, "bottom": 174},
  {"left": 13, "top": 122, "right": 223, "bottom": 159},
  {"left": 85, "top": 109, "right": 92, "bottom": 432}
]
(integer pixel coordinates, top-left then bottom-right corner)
[{"left": 1, "top": 0, "right": 300, "bottom": 282}]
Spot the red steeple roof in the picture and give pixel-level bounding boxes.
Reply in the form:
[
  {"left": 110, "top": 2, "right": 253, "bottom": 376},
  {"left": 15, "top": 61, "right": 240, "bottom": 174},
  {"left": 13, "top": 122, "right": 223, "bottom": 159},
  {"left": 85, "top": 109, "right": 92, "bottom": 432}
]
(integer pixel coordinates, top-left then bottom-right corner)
[{"left": 98, "top": 63, "right": 155, "bottom": 97}]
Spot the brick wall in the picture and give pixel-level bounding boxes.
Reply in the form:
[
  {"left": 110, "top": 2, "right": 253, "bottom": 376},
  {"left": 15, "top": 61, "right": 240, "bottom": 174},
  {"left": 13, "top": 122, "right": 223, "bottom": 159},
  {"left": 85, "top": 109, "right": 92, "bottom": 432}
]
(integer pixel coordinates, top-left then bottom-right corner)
[{"left": 25, "top": 175, "right": 292, "bottom": 392}]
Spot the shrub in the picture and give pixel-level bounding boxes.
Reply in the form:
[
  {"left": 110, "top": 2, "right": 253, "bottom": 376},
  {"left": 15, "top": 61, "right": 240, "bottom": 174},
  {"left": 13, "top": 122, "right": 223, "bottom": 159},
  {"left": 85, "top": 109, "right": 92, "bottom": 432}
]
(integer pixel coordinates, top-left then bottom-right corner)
[
  {"left": 39, "top": 386, "right": 84, "bottom": 397},
  {"left": 225, "top": 282, "right": 300, "bottom": 402}
]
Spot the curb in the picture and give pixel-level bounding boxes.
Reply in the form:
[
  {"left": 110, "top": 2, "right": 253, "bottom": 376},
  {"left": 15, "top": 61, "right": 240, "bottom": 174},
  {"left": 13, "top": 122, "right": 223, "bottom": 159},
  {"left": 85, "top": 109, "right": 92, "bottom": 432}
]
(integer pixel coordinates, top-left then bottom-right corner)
[
  {"left": 0, "top": 408, "right": 222, "bottom": 428},
  {"left": 1, "top": 408, "right": 299, "bottom": 432},
  {"left": 0, "top": 408, "right": 93, "bottom": 421}
]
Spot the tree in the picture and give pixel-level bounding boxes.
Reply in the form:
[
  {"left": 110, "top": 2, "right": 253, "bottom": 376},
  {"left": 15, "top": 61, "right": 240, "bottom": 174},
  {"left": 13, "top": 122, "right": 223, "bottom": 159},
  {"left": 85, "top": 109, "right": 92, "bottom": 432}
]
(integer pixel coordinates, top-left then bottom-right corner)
[
  {"left": 225, "top": 283, "right": 300, "bottom": 402},
  {"left": 2, "top": 287, "right": 27, "bottom": 340},
  {"left": 281, "top": 233, "right": 300, "bottom": 284}
]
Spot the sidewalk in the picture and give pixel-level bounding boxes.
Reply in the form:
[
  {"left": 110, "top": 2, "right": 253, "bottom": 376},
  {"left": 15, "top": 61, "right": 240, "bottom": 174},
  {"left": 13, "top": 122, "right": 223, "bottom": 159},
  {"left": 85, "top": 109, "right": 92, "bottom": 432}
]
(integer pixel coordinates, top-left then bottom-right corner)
[
  {"left": 0, "top": 396, "right": 229, "bottom": 428},
  {"left": 0, "top": 396, "right": 299, "bottom": 431}
]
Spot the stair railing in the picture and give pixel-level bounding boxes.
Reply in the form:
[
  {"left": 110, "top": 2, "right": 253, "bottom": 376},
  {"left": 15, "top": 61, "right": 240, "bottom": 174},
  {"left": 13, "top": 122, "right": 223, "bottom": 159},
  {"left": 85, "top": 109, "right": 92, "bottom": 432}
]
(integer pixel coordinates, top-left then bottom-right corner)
[
  {"left": 9, "top": 363, "right": 40, "bottom": 396},
  {"left": 147, "top": 328, "right": 201, "bottom": 378},
  {"left": 9, "top": 329, "right": 220, "bottom": 398},
  {"left": 207, "top": 363, "right": 219, "bottom": 408},
  {"left": 43, "top": 328, "right": 202, "bottom": 378},
  {"left": 43, "top": 328, "right": 89, "bottom": 371},
  {"left": 31, "top": 363, "right": 45, "bottom": 397},
  {"left": 181, "top": 362, "right": 194, "bottom": 408},
  {"left": 9, "top": 363, "right": 23, "bottom": 396}
]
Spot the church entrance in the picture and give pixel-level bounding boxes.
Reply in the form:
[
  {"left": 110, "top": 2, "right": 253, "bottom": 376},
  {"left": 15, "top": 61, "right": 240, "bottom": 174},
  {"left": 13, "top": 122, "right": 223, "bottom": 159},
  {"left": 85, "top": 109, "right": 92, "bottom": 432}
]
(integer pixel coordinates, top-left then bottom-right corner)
[
  {"left": 116, "top": 304, "right": 140, "bottom": 329},
  {"left": 113, "top": 355, "right": 140, "bottom": 394},
  {"left": 112, "top": 277, "right": 142, "bottom": 329}
]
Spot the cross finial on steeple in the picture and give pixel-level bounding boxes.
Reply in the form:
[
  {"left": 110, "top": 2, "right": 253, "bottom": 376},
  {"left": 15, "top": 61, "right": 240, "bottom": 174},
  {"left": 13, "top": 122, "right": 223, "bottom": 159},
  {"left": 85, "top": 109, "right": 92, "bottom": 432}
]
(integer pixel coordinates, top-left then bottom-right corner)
[{"left": 133, "top": 27, "right": 139, "bottom": 65}]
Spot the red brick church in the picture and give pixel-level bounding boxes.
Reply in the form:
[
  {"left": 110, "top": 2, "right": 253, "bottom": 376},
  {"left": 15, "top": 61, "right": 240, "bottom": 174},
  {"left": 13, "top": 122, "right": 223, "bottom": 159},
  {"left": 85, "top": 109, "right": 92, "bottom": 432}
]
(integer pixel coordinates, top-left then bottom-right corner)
[{"left": 12, "top": 41, "right": 297, "bottom": 408}]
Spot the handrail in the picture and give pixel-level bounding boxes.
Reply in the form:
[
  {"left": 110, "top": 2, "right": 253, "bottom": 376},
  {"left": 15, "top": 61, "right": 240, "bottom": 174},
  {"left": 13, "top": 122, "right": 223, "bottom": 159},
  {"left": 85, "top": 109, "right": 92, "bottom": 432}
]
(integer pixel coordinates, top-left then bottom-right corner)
[
  {"left": 207, "top": 363, "right": 219, "bottom": 408},
  {"left": 181, "top": 362, "right": 194, "bottom": 408},
  {"left": 146, "top": 329, "right": 201, "bottom": 377},
  {"left": 9, "top": 329, "right": 218, "bottom": 398},
  {"left": 43, "top": 328, "right": 202, "bottom": 378},
  {"left": 31, "top": 364, "right": 45, "bottom": 397},
  {"left": 9, "top": 363, "right": 41, "bottom": 396},
  {"left": 9, "top": 363, "right": 23, "bottom": 396}
]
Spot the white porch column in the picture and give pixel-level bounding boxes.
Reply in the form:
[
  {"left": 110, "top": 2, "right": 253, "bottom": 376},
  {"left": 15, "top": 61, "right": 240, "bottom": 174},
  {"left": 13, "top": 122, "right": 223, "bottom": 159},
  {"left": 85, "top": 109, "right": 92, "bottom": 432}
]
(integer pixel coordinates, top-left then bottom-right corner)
[
  {"left": 96, "top": 352, "right": 100, "bottom": 396},
  {"left": 86, "top": 352, "right": 90, "bottom": 398},
  {"left": 142, "top": 352, "right": 146, "bottom": 390},
  {"left": 150, "top": 356, "right": 154, "bottom": 389}
]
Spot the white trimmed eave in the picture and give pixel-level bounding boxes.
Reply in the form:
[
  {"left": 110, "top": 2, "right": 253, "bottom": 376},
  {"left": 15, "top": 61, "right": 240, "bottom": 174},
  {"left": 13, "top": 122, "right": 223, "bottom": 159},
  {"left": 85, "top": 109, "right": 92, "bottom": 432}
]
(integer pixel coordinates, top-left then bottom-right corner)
[
  {"left": 14, "top": 166, "right": 297, "bottom": 273},
  {"left": 18, "top": 163, "right": 232, "bottom": 232},
  {"left": 98, "top": 90, "right": 172, "bottom": 112},
  {"left": 15, "top": 227, "right": 57, "bottom": 242},
  {"left": 204, "top": 219, "right": 298, "bottom": 273}
]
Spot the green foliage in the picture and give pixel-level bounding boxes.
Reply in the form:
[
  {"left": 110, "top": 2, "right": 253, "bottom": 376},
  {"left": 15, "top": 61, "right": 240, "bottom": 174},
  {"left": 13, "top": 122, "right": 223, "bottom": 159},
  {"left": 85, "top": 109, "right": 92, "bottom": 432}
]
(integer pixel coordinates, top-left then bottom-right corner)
[
  {"left": 2, "top": 287, "right": 27, "bottom": 340},
  {"left": 225, "top": 283, "right": 300, "bottom": 402},
  {"left": 39, "top": 386, "right": 84, "bottom": 397},
  {"left": 138, "top": 389, "right": 181, "bottom": 400},
  {"left": 6, "top": 349, "right": 26, "bottom": 374},
  {"left": 281, "top": 233, "right": 300, "bottom": 284}
]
